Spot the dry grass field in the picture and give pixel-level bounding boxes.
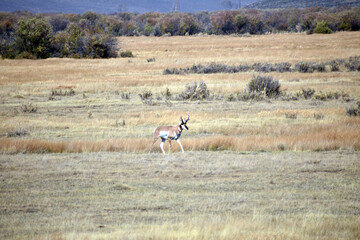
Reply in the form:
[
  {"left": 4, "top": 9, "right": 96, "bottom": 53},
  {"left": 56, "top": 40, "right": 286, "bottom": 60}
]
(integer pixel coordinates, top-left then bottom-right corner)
[
  {"left": 0, "top": 32, "right": 360, "bottom": 239},
  {"left": 1, "top": 151, "right": 359, "bottom": 239}
]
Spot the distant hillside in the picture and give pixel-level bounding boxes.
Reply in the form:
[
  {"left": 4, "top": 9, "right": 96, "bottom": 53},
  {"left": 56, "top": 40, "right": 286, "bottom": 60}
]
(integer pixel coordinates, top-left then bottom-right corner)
[
  {"left": 246, "top": 0, "right": 360, "bottom": 9},
  {"left": 0, "top": 0, "right": 258, "bottom": 14}
]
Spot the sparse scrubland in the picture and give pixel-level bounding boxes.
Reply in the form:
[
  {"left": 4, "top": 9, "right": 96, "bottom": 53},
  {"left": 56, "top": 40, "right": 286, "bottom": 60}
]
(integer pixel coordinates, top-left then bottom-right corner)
[{"left": 0, "top": 32, "right": 360, "bottom": 239}]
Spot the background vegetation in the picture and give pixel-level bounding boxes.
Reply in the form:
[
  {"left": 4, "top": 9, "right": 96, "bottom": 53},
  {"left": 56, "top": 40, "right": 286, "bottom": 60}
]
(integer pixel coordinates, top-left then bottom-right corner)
[
  {"left": 1, "top": 7, "right": 360, "bottom": 58},
  {"left": 246, "top": 0, "right": 360, "bottom": 9}
]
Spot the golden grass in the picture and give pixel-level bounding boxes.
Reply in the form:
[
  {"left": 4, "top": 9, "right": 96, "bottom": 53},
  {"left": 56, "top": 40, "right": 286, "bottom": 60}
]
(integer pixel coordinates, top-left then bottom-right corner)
[
  {"left": 2, "top": 118, "right": 359, "bottom": 153},
  {"left": 257, "top": 108, "right": 345, "bottom": 118},
  {"left": 1, "top": 32, "right": 359, "bottom": 90},
  {"left": 121, "top": 32, "right": 360, "bottom": 65},
  {"left": 189, "top": 120, "right": 360, "bottom": 151},
  {"left": 60, "top": 214, "right": 359, "bottom": 240}
]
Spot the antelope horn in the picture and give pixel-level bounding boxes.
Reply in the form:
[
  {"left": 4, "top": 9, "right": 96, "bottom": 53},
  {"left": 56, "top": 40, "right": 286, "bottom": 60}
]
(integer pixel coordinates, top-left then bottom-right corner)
[{"left": 185, "top": 115, "right": 190, "bottom": 123}]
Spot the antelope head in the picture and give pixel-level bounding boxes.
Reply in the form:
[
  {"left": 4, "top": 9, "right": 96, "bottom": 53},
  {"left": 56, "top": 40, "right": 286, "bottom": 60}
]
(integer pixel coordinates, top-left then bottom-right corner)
[{"left": 179, "top": 115, "right": 190, "bottom": 130}]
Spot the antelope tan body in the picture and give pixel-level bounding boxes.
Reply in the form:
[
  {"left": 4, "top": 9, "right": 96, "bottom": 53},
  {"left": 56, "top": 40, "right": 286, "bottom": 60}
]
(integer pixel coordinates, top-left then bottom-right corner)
[{"left": 149, "top": 116, "right": 189, "bottom": 154}]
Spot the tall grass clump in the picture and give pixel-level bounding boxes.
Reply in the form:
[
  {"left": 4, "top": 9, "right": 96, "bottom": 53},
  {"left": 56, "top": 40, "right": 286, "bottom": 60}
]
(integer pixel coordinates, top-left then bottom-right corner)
[{"left": 21, "top": 103, "right": 38, "bottom": 113}]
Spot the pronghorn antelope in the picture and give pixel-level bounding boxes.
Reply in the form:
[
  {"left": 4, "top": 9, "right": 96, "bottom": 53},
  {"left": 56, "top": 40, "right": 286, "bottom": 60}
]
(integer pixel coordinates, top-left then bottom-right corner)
[{"left": 149, "top": 116, "right": 189, "bottom": 154}]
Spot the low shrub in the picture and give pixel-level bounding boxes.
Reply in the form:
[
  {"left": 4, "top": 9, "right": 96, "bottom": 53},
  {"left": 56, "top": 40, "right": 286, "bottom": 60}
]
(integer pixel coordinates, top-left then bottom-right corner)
[
  {"left": 344, "top": 56, "right": 360, "bottom": 71},
  {"left": 21, "top": 103, "right": 37, "bottom": 113},
  {"left": 51, "top": 88, "right": 75, "bottom": 96},
  {"left": 281, "top": 93, "right": 298, "bottom": 101},
  {"left": 294, "top": 62, "right": 315, "bottom": 73},
  {"left": 248, "top": 75, "right": 281, "bottom": 97},
  {"left": 302, "top": 88, "right": 315, "bottom": 99},
  {"left": 164, "top": 63, "right": 251, "bottom": 75},
  {"left": 314, "top": 91, "right": 344, "bottom": 101},
  {"left": 115, "top": 119, "right": 126, "bottom": 127},
  {"left": 285, "top": 113, "right": 297, "bottom": 119},
  {"left": 115, "top": 91, "right": 131, "bottom": 100},
  {"left": 138, "top": 90, "right": 153, "bottom": 100},
  {"left": 6, "top": 128, "right": 28, "bottom": 137},
  {"left": 162, "top": 56, "right": 360, "bottom": 75},
  {"left": 163, "top": 87, "right": 172, "bottom": 100},
  {"left": 314, "top": 63, "right": 326, "bottom": 72},
  {"left": 178, "top": 81, "right": 210, "bottom": 100},
  {"left": 237, "top": 90, "right": 265, "bottom": 101},
  {"left": 314, "top": 113, "right": 324, "bottom": 120},
  {"left": 121, "top": 92, "right": 131, "bottom": 100},
  {"left": 120, "top": 50, "right": 134, "bottom": 58},
  {"left": 346, "top": 102, "right": 360, "bottom": 117},
  {"left": 328, "top": 60, "right": 340, "bottom": 71},
  {"left": 252, "top": 63, "right": 272, "bottom": 73},
  {"left": 274, "top": 62, "right": 292, "bottom": 72},
  {"left": 163, "top": 67, "right": 181, "bottom": 75},
  {"left": 252, "top": 62, "right": 292, "bottom": 73},
  {"left": 226, "top": 94, "right": 237, "bottom": 102}
]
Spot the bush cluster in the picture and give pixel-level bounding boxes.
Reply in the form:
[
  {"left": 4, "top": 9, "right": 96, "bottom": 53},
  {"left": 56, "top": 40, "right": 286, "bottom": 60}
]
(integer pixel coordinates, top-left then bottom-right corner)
[
  {"left": 302, "top": 88, "right": 316, "bottom": 99},
  {"left": 314, "top": 20, "right": 333, "bottom": 34},
  {"left": 6, "top": 128, "right": 28, "bottom": 138},
  {"left": 294, "top": 62, "right": 327, "bottom": 73},
  {"left": 21, "top": 103, "right": 37, "bottom": 113},
  {"left": 345, "top": 56, "right": 360, "bottom": 71},
  {"left": 313, "top": 91, "right": 348, "bottom": 101},
  {"left": 0, "top": 7, "right": 359, "bottom": 46},
  {"left": 51, "top": 88, "right": 75, "bottom": 96},
  {"left": 230, "top": 75, "right": 281, "bottom": 101},
  {"left": 138, "top": 90, "right": 153, "bottom": 100},
  {"left": 285, "top": 88, "right": 350, "bottom": 102},
  {"left": 163, "top": 56, "right": 360, "bottom": 75},
  {"left": 1, "top": 16, "right": 118, "bottom": 59},
  {"left": 120, "top": 50, "right": 134, "bottom": 58},
  {"left": 164, "top": 63, "right": 251, "bottom": 75},
  {"left": 346, "top": 102, "right": 360, "bottom": 117},
  {"left": 248, "top": 75, "right": 281, "bottom": 97},
  {"left": 252, "top": 62, "right": 292, "bottom": 73},
  {"left": 178, "top": 81, "right": 210, "bottom": 100}
]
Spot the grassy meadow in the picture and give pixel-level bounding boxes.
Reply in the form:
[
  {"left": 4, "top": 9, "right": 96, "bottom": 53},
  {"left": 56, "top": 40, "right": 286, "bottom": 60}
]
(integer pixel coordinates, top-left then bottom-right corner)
[{"left": 0, "top": 32, "right": 360, "bottom": 239}]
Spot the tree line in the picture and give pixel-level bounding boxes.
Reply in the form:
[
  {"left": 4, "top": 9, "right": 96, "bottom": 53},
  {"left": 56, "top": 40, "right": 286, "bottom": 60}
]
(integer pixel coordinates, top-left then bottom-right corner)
[{"left": 0, "top": 7, "right": 359, "bottom": 59}]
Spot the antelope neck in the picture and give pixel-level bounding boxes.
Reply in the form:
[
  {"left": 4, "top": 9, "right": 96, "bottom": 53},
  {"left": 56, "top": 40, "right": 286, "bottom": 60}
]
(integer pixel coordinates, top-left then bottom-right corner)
[{"left": 177, "top": 125, "right": 183, "bottom": 134}]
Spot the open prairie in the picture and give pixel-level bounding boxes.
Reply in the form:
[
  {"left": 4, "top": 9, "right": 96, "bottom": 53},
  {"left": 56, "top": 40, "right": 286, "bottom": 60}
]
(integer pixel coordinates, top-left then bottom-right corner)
[{"left": 0, "top": 32, "right": 360, "bottom": 239}]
